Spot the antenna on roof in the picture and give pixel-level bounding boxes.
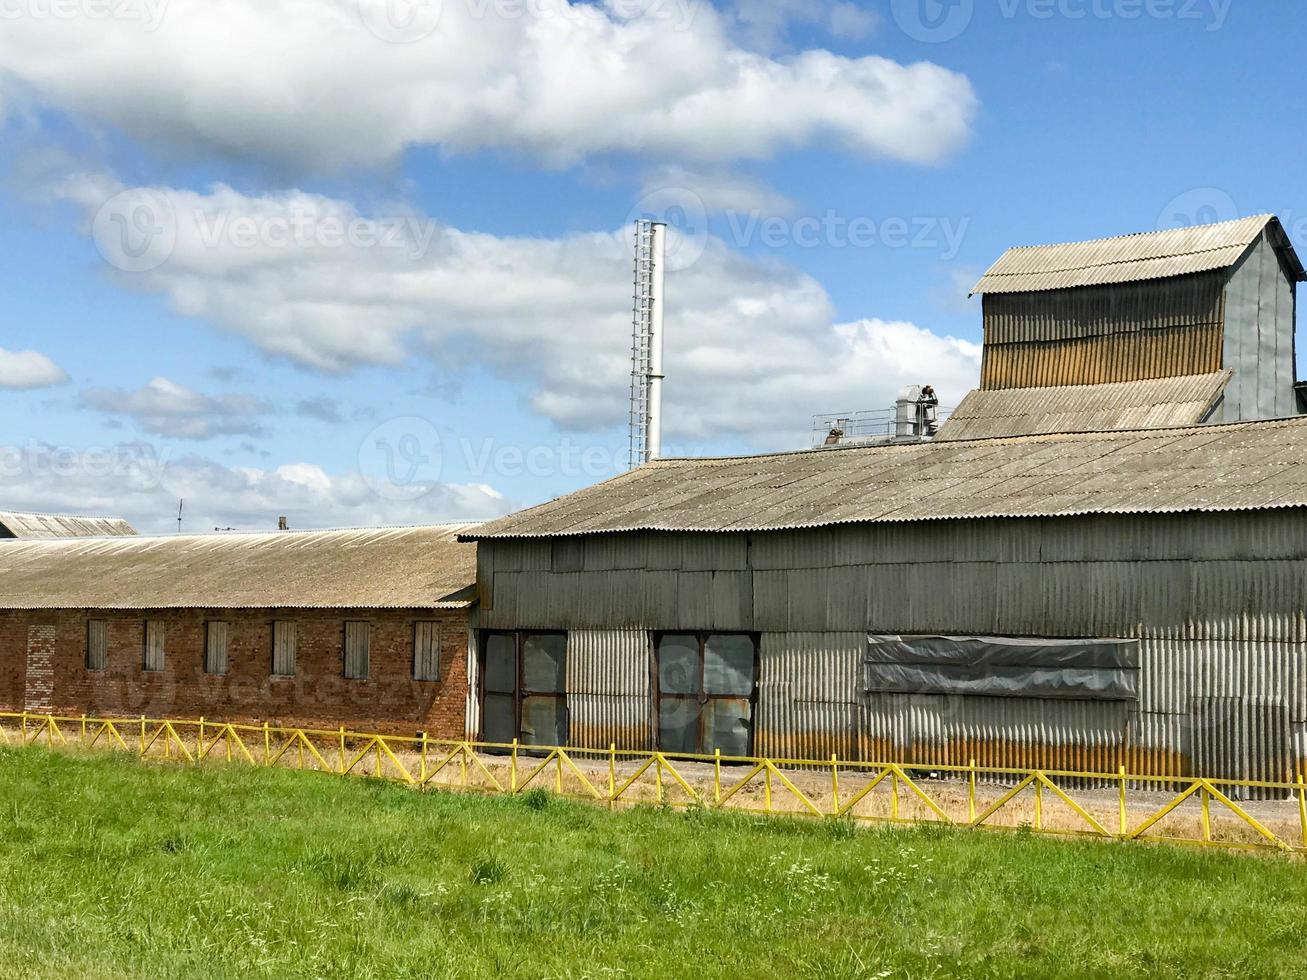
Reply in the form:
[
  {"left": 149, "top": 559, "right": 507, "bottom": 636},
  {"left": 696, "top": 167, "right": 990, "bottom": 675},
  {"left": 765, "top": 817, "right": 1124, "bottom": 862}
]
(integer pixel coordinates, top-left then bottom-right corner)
[
  {"left": 629, "top": 219, "right": 667, "bottom": 468},
  {"left": 176, "top": 499, "right": 183, "bottom": 534}
]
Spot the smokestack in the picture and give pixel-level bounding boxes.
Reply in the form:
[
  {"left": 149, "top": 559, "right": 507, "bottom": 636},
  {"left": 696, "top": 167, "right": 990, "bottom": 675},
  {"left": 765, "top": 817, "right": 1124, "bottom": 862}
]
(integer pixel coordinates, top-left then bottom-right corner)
[
  {"left": 647, "top": 221, "right": 666, "bottom": 461},
  {"left": 278, "top": 516, "right": 288, "bottom": 531}
]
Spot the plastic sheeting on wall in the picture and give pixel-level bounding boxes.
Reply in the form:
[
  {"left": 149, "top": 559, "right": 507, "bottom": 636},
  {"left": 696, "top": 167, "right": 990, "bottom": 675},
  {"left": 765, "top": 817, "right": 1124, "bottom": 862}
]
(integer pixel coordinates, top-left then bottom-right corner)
[{"left": 866, "top": 635, "right": 1139, "bottom": 701}]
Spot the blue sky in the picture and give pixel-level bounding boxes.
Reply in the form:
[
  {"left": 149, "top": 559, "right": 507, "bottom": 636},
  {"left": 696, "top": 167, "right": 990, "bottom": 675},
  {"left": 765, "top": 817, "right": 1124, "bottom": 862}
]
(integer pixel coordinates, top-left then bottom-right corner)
[{"left": 0, "top": 0, "right": 1300, "bottom": 532}]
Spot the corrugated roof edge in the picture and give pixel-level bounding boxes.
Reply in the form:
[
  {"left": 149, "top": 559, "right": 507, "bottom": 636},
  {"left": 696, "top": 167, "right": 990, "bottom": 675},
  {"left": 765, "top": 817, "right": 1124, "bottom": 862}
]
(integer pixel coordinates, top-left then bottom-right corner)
[
  {"left": 462, "top": 414, "right": 1307, "bottom": 540},
  {"left": 28, "top": 520, "right": 483, "bottom": 545},
  {"left": 971, "top": 214, "right": 1306, "bottom": 294}
]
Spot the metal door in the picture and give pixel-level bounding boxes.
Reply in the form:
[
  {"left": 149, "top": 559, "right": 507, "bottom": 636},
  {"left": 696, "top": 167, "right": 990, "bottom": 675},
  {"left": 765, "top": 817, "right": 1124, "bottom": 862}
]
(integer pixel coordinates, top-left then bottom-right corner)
[{"left": 655, "top": 633, "right": 758, "bottom": 757}]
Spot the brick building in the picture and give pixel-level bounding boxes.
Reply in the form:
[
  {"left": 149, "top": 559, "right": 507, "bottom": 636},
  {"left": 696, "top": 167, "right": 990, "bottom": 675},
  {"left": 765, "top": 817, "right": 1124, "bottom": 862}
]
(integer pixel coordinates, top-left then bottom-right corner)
[{"left": 0, "top": 524, "right": 477, "bottom": 737}]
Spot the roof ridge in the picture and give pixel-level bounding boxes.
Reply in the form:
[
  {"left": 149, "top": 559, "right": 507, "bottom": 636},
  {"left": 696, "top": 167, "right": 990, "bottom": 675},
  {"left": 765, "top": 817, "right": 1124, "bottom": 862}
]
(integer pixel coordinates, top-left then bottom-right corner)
[
  {"left": 0, "top": 509, "right": 132, "bottom": 521},
  {"left": 1001, "top": 214, "right": 1273, "bottom": 255}
]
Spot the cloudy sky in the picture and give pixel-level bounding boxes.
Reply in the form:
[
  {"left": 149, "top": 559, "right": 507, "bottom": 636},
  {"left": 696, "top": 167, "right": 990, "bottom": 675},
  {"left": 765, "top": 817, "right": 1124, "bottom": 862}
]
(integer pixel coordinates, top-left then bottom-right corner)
[{"left": 0, "top": 0, "right": 1300, "bottom": 532}]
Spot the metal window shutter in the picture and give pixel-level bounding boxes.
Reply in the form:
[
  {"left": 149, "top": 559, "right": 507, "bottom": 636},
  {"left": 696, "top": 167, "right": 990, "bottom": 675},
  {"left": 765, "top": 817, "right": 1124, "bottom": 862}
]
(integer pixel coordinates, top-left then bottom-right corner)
[
  {"left": 273, "top": 621, "right": 297, "bottom": 676},
  {"left": 414, "top": 622, "right": 440, "bottom": 681},
  {"left": 87, "top": 620, "right": 108, "bottom": 670},
  {"left": 144, "top": 621, "right": 165, "bottom": 671},
  {"left": 345, "top": 622, "right": 370, "bottom": 679},
  {"left": 206, "top": 621, "right": 230, "bottom": 675}
]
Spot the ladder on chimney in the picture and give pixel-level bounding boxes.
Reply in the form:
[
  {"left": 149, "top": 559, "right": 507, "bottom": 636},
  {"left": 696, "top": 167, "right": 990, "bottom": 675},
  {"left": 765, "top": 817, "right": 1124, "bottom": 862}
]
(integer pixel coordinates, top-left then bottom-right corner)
[{"left": 629, "top": 219, "right": 656, "bottom": 468}]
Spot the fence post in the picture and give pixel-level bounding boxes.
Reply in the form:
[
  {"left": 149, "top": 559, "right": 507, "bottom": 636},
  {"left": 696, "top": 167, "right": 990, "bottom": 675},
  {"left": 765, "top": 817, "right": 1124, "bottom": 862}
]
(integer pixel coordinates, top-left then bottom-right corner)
[
  {"left": 1034, "top": 776, "right": 1043, "bottom": 832},
  {"left": 420, "top": 732, "right": 428, "bottom": 785},
  {"left": 608, "top": 743, "right": 616, "bottom": 810},
  {"left": 263, "top": 722, "right": 270, "bottom": 765},
  {"left": 20, "top": 712, "right": 27, "bottom": 742},
  {"left": 714, "top": 749, "right": 722, "bottom": 806},
  {"left": 655, "top": 754, "right": 664, "bottom": 804},
  {"left": 198, "top": 717, "right": 205, "bottom": 762},
  {"left": 510, "top": 739, "right": 518, "bottom": 794},
  {"left": 140, "top": 715, "right": 146, "bottom": 756},
  {"left": 968, "top": 759, "right": 977, "bottom": 823},
  {"left": 764, "top": 762, "right": 773, "bottom": 814},
  {"left": 890, "top": 769, "right": 899, "bottom": 822},
  {"left": 831, "top": 754, "right": 840, "bottom": 817},
  {"left": 81, "top": 714, "right": 87, "bottom": 746},
  {"left": 338, "top": 727, "right": 346, "bottom": 774},
  {"left": 1118, "top": 766, "right": 1128, "bottom": 838},
  {"left": 1200, "top": 784, "right": 1212, "bottom": 843},
  {"left": 1298, "top": 774, "right": 1306, "bottom": 850}
]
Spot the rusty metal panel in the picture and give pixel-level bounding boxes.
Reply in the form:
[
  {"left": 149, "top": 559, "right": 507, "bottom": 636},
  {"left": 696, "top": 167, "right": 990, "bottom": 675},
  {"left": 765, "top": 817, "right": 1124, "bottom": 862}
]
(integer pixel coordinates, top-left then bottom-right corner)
[
  {"left": 980, "top": 323, "right": 1224, "bottom": 390},
  {"left": 568, "top": 630, "right": 650, "bottom": 696},
  {"left": 567, "top": 694, "right": 651, "bottom": 750}
]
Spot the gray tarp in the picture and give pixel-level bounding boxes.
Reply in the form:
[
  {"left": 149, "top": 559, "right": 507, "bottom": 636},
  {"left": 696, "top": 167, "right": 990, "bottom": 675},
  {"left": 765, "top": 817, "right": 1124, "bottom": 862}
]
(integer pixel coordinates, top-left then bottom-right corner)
[{"left": 866, "top": 635, "right": 1140, "bottom": 701}]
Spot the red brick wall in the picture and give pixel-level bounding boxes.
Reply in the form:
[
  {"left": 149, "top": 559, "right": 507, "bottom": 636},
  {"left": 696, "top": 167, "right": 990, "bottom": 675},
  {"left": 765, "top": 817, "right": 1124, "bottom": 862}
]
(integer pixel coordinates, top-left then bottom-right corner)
[{"left": 0, "top": 607, "right": 470, "bottom": 738}]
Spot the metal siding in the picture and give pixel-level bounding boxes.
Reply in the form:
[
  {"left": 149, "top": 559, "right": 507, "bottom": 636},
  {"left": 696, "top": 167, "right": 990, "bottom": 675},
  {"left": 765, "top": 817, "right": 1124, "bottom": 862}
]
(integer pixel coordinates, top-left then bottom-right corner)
[{"left": 566, "top": 630, "right": 651, "bottom": 750}]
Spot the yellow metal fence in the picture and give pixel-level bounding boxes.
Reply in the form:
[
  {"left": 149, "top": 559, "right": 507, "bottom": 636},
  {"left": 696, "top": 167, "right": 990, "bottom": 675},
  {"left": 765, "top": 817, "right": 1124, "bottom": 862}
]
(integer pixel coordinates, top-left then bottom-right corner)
[{"left": 4, "top": 711, "right": 1305, "bottom": 855}]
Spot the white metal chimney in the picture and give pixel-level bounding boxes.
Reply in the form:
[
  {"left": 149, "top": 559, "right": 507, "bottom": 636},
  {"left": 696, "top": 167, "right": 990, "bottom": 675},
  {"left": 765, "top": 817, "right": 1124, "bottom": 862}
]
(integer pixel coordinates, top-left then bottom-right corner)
[{"left": 629, "top": 219, "right": 667, "bottom": 466}]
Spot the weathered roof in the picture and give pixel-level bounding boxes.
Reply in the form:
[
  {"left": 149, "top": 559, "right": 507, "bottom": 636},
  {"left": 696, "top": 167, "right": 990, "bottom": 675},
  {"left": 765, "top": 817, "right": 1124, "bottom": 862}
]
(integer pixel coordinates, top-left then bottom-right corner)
[
  {"left": 0, "top": 524, "right": 478, "bottom": 610},
  {"left": 935, "top": 372, "right": 1230, "bottom": 441},
  {"left": 464, "top": 416, "right": 1307, "bottom": 539},
  {"left": 972, "top": 215, "right": 1305, "bottom": 294},
  {"left": 0, "top": 510, "right": 137, "bottom": 539}
]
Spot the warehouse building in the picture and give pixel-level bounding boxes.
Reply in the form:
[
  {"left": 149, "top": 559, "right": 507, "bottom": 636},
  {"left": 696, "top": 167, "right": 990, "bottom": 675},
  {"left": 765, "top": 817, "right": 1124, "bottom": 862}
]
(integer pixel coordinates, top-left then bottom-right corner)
[
  {"left": 0, "top": 525, "right": 477, "bottom": 736},
  {"left": 941, "top": 214, "right": 1304, "bottom": 439},
  {"left": 463, "top": 215, "right": 1307, "bottom": 790},
  {"left": 0, "top": 510, "right": 137, "bottom": 538}
]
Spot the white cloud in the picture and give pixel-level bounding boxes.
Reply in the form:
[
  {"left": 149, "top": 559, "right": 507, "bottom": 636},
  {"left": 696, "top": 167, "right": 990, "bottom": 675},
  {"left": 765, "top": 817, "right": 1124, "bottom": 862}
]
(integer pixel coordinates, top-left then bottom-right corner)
[
  {"left": 0, "top": 441, "right": 513, "bottom": 534},
  {"left": 0, "top": 0, "right": 975, "bottom": 170},
  {"left": 60, "top": 176, "right": 981, "bottom": 448},
  {"left": 641, "top": 164, "right": 795, "bottom": 215},
  {"left": 81, "top": 376, "right": 269, "bottom": 439},
  {"left": 0, "top": 347, "right": 68, "bottom": 389},
  {"left": 730, "top": 0, "right": 879, "bottom": 51}
]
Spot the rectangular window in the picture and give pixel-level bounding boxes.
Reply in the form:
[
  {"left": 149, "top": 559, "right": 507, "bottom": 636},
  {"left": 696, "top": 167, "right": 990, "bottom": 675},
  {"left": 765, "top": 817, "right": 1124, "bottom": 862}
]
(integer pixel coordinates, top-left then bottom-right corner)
[
  {"left": 143, "top": 621, "right": 166, "bottom": 672},
  {"left": 205, "top": 621, "right": 230, "bottom": 675},
  {"left": 414, "top": 621, "right": 440, "bottom": 681},
  {"left": 479, "top": 631, "right": 568, "bottom": 747},
  {"left": 272, "top": 621, "right": 297, "bottom": 677},
  {"left": 654, "top": 632, "right": 758, "bottom": 757},
  {"left": 86, "top": 620, "right": 108, "bottom": 671},
  {"left": 344, "top": 621, "right": 371, "bottom": 680}
]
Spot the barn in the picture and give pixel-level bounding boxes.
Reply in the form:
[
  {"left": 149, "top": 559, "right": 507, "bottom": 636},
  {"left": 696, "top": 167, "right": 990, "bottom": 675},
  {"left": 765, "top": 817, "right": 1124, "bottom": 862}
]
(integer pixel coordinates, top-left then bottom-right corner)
[
  {"left": 0, "top": 524, "right": 477, "bottom": 737},
  {"left": 462, "top": 215, "right": 1307, "bottom": 790}
]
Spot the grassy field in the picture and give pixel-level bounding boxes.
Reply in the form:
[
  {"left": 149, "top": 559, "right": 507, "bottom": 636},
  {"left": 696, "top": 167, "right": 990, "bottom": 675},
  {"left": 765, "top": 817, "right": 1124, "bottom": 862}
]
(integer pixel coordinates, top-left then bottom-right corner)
[{"left": 1, "top": 748, "right": 1306, "bottom": 979}]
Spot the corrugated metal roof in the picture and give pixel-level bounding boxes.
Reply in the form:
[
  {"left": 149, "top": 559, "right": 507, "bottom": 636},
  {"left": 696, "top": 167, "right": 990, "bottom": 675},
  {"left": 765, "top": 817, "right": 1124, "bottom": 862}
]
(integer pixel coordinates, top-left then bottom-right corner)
[
  {"left": 972, "top": 215, "right": 1304, "bottom": 294},
  {"left": 0, "top": 510, "right": 137, "bottom": 539},
  {"left": 465, "top": 416, "right": 1307, "bottom": 539},
  {"left": 936, "top": 372, "right": 1230, "bottom": 441},
  {"left": 0, "top": 524, "right": 479, "bottom": 610}
]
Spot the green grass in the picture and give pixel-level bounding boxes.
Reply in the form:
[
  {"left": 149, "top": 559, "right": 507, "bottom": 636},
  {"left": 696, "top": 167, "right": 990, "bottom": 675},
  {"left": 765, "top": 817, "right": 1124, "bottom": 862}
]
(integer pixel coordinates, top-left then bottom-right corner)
[{"left": 1, "top": 748, "right": 1306, "bottom": 978}]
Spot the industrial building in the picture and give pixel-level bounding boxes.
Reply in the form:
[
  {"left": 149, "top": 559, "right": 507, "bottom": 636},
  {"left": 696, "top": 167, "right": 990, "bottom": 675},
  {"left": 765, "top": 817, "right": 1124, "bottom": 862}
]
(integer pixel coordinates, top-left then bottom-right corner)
[
  {"left": 0, "top": 525, "right": 477, "bottom": 736},
  {"left": 463, "top": 214, "right": 1307, "bottom": 791},
  {"left": 0, "top": 510, "right": 137, "bottom": 539}
]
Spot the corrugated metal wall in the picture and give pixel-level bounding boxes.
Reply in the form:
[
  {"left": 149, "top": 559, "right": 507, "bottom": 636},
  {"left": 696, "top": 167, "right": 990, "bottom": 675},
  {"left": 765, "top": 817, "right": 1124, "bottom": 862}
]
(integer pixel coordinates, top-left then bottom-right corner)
[
  {"left": 979, "top": 273, "right": 1225, "bottom": 389},
  {"left": 474, "top": 511, "right": 1307, "bottom": 785},
  {"left": 1219, "top": 233, "right": 1298, "bottom": 421}
]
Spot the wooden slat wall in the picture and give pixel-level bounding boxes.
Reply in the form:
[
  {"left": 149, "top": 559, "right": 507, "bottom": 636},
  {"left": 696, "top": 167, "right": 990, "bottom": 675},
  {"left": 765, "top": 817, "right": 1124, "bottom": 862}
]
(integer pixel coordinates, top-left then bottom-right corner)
[
  {"left": 344, "top": 621, "right": 370, "bottom": 680},
  {"left": 205, "top": 620, "right": 230, "bottom": 675},
  {"left": 272, "top": 620, "right": 297, "bottom": 676},
  {"left": 414, "top": 621, "right": 440, "bottom": 681}
]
